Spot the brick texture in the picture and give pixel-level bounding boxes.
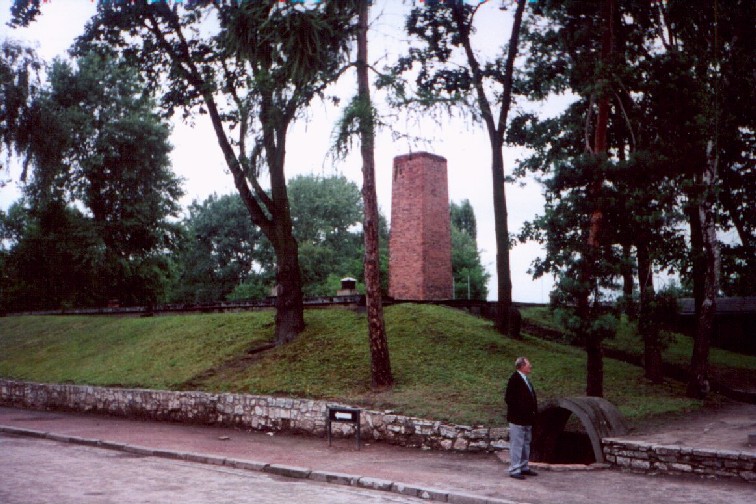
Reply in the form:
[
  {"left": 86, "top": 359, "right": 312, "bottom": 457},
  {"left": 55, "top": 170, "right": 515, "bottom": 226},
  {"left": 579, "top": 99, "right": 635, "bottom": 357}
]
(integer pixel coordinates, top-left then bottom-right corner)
[{"left": 389, "top": 152, "right": 453, "bottom": 300}]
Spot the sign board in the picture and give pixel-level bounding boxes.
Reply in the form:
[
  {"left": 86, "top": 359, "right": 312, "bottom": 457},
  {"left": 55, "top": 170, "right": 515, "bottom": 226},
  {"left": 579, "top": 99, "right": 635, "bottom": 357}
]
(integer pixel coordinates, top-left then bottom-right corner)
[{"left": 326, "top": 406, "right": 361, "bottom": 450}]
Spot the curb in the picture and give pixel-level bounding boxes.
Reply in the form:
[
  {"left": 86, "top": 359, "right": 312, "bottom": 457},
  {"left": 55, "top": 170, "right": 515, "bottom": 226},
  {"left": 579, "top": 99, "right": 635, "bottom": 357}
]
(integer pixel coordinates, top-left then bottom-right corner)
[{"left": 0, "top": 425, "right": 520, "bottom": 504}]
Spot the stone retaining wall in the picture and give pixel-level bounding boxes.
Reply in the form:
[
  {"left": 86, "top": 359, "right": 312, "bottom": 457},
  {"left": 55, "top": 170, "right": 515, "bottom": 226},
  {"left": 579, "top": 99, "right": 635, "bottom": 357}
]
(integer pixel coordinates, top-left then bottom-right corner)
[
  {"left": 0, "top": 380, "right": 508, "bottom": 453},
  {"left": 603, "top": 438, "right": 756, "bottom": 482}
]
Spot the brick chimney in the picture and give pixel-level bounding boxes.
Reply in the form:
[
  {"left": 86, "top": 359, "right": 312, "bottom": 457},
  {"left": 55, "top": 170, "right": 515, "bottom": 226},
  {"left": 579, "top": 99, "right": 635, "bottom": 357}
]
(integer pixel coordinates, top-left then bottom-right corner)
[{"left": 389, "top": 152, "right": 453, "bottom": 300}]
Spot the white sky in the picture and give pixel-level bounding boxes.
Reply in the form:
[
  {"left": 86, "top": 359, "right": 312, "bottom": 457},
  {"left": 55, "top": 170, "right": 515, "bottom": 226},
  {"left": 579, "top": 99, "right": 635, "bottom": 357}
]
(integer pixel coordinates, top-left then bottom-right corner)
[{"left": 0, "top": 0, "right": 563, "bottom": 303}]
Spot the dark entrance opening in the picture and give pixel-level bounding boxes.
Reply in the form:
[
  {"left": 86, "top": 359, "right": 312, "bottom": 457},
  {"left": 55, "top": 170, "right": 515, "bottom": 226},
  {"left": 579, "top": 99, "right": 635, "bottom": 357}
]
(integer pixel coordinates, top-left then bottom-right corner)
[{"left": 530, "top": 397, "right": 628, "bottom": 465}]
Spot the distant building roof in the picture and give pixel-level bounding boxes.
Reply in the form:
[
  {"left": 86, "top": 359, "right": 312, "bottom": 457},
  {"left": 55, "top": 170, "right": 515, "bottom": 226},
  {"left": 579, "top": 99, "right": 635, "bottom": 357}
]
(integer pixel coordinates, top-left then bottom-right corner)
[{"left": 678, "top": 297, "right": 756, "bottom": 316}]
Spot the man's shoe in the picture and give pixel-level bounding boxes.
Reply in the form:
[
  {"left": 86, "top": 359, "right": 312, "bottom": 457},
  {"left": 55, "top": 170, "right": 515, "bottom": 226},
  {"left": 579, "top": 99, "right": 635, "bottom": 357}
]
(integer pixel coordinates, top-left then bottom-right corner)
[
  {"left": 509, "top": 473, "right": 526, "bottom": 480},
  {"left": 521, "top": 469, "right": 538, "bottom": 476}
]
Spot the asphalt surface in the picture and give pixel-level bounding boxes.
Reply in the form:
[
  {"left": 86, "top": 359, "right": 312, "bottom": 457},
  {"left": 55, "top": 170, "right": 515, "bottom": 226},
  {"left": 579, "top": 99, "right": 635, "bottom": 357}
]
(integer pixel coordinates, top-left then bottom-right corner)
[
  {"left": 1, "top": 406, "right": 753, "bottom": 504},
  {"left": 0, "top": 434, "right": 426, "bottom": 504}
]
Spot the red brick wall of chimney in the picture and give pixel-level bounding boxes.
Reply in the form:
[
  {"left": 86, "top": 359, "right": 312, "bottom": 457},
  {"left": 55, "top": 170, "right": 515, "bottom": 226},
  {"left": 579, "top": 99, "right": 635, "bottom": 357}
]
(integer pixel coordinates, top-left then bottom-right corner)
[{"left": 389, "top": 152, "right": 453, "bottom": 300}]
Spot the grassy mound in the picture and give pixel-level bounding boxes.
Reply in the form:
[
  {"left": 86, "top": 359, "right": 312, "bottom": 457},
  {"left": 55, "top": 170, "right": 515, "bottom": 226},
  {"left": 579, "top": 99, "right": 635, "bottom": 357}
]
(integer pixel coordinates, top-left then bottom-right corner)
[{"left": 2, "top": 304, "right": 747, "bottom": 426}]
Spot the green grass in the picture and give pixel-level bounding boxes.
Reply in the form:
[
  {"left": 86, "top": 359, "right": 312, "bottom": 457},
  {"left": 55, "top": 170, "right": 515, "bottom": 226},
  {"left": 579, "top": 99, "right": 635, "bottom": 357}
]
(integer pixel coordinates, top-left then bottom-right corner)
[
  {"left": 1, "top": 304, "right": 750, "bottom": 427},
  {"left": 521, "top": 306, "right": 756, "bottom": 393},
  {"left": 0, "top": 312, "right": 273, "bottom": 389}
]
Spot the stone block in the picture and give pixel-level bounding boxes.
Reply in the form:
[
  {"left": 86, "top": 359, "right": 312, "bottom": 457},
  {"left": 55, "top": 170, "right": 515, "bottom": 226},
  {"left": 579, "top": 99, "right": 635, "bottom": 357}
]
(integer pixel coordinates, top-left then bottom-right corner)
[
  {"left": 224, "top": 458, "right": 268, "bottom": 472},
  {"left": 468, "top": 440, "right": 489, "bottom": 451},
  {"left": 692, "top": 448, "right": 716, "bottom": 457},
  {"left": 448, "top": 491, "right": 489, "bottom": 504},
  {"left": 716, "top": 450, "right": 742, "bottom": 460},
  {"left": 98, "top": 440, "right": 127, "bottom": 451},
  {"left": 417, "top": 487, "right": 450, "bottom": 501},
  {"left": 357, "top": 477, "right": 393, "bottom": 492},
  {"left": 123, "top": 445, "right": 155, "bottom": 456},
  {"left": 630, "top": 459, "right": 651, "bottom": 470},
  {"left": 440, "top": 425, "right": 458, "bottom": 439},
  {"left": 391, "top": 482, "right": 422, "bottom": 497},
  {"left": 469, "top": 428, "right": 489, "bottom": 440},
  {"left": 615, "top": 456, "right": 631, "bottom": 467},
  {"left": 46, "top": 433, "right": 73, "bottom": 443},
  {"left": 152, "top": 449, "right": 188, "bottom": 461},
  {"left": 738, "top": 470, "right": 756, "bottom": 482},
  {"left": 310, "top": 471, "right": 359, "bottom": 486},
  {"left": 264, "top": 464, "right": 312, "bottom": 479}
]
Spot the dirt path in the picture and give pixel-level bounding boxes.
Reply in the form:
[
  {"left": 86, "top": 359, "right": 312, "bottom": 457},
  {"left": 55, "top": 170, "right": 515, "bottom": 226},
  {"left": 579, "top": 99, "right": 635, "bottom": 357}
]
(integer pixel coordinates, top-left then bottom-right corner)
[{"left": 623, "top": 401, "right": 756, "bottom": 452}]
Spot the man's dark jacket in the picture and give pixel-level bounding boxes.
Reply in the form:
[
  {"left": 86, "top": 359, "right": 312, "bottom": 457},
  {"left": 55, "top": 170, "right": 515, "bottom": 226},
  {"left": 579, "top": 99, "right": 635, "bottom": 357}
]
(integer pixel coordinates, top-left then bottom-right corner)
[{"left": 505, "top": 371, "right": 538, "bottom": 426}]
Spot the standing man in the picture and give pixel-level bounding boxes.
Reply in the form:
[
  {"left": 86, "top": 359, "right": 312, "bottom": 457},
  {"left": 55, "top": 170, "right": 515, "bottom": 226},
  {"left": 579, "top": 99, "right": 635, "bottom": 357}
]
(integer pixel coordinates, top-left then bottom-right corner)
[{"left": 505, "top": 356, "right": 538, "bottom": 480}]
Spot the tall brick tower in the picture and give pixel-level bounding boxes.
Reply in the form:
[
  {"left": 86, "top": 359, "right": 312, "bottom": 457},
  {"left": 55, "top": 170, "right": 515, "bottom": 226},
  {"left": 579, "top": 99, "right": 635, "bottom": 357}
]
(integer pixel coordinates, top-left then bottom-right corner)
[{"left": 389, "top": 152, "right": 453, "bottom": 300}]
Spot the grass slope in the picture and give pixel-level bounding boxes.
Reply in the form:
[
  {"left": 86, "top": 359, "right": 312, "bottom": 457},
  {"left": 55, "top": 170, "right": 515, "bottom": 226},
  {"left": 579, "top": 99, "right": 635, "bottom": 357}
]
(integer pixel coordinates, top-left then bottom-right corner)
[{"left": 2, "top": 304, "right": 745, "bottom": 426}]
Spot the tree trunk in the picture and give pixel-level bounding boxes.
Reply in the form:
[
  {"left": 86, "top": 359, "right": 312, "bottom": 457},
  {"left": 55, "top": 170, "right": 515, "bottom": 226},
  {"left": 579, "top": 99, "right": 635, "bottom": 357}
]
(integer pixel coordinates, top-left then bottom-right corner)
[
  {"left": 357, "top": 0, "right": 393, "bottom": 389},
  {"left": 198, "top": 72, "right": 305, "bottom": 347},
  {"left": 620, "top": 242, "right": 636, "bottom": 320},
  {"left": 272, "top": 234, "right": 305, "bottom": 346},
  {"left": 637, "top": 240, "right": 663, "bottom": 383},
  {"left": 580, "top": 0, "right": 616, "bottom": 398},
  {"left": 450, "top": 1, "right": 525, "bottom": 336},
  {"left": 687, "top": 203, "right": 706, "bottom": 316},
  {"left": 687, "top": 142, "right": 720, "bottom": 398},
  {"left": 492, "top": 145, "right": 513, "bottom": 336}
]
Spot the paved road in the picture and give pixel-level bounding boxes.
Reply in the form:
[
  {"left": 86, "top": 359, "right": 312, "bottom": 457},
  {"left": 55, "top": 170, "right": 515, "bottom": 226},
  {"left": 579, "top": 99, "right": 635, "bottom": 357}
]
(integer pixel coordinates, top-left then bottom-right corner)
[
  {"left": 0, "top": 434, "right": 425, "bottom": 504},
  {"left": 2, "top": 406, "right": 754, "bottom": 504}
]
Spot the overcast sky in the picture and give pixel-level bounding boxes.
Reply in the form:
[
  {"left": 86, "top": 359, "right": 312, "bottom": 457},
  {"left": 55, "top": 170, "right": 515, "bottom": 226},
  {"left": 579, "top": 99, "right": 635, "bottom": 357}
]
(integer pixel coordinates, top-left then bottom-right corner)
[{"left": 1, "top": 0, "right": 566, "bottom": 303}]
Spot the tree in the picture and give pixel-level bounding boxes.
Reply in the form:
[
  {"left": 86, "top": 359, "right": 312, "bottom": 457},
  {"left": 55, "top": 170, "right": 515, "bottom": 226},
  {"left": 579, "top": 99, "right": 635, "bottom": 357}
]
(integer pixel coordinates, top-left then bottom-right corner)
[
  {"left": 648, "top": 0, "right": 754, "bottom": 397},
  {"left": 450, "top": 199, "right": 477, "bottom": 241},
  {"left": 1, "top": 199, "right": 103, "bottom": 311},
  {"left": 331, "top": 0, "right": 393, "bottom": 388},
  {"left": 171, "top": 176, "right": 379, "bottom": 303},
  {"left": 0, "top": 39, "right": 41, "bottom": 182},
  {"left": 450, "top": 200, "right": 488, "bottom": 300},
  {"left": 11, "top": 51, "right": 183, "bottom": 307},
  {"left": 382, "top": 0, "right": 527, "bottom": 335},
  {"left": 514, "top": 0, "right": 753, "bottom": 395},
  {"left": 10, "top": 0, "right": 360, "bottom": 345},
  {"left": 512, "top": 0, "right": 623, "bottom": 396},
  {"left": 171, "top": 193, "right": 267, "bottom": 304},
  {"left": 287, "top": 174, "right": 364, "bottom": 297}
]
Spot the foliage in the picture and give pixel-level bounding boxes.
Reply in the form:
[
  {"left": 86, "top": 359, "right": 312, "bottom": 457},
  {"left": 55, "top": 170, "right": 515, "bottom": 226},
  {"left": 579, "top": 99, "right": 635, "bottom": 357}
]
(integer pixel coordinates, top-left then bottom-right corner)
[
  {"left": 1, "top": 200, "right": 103, "bottom": 311},
  {"left": 450, "top": 198, "right": 477, "bottom": 240},
  {"left": 450, "top": 200, "right": 489, "bottom": 300},
  {"left": 169, "top": 193, "right": 267, "bottom": 304},
  {"left": 11, "top": 0, "right": 362, "bottom": 344},
  {"left": 1, "top": 52, "right": 182, "bottom": 310},
  {"left": 0, "top": 39, "right": 42, "bottom": 180},
  {"left": 169, "top": 175, "right": 384, "bottom": 302},
  {"left": 287, "top": 174, "right": 365, "bottom": 296},
  {"left": 513, "top": 0, "right": 754, "bottom": 394}
]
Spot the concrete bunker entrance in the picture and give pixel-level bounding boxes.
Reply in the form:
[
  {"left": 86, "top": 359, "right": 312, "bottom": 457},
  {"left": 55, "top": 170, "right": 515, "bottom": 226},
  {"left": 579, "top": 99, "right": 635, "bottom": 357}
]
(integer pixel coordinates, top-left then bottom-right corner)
[{"left": 531, "top": 397, "right": 628, "bottom": 464}]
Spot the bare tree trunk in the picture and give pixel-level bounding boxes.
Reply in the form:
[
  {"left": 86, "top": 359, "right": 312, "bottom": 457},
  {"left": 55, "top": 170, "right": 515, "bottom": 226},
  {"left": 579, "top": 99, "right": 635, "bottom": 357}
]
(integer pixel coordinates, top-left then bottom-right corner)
[
  {"left": 357, "top": 0, "right": 393, "bottom": 389},
  {"left": 272, "top": 235, "right": 305, "bottom": 346},
  {"left": 492, "top": 145, "right": 514, "bottom": 336},
  {"left": 637, "top": 240, "right": 663, "bottom": 383},
  {"left": 687, "top": 142, "right": 720, "bottom": 398}
]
